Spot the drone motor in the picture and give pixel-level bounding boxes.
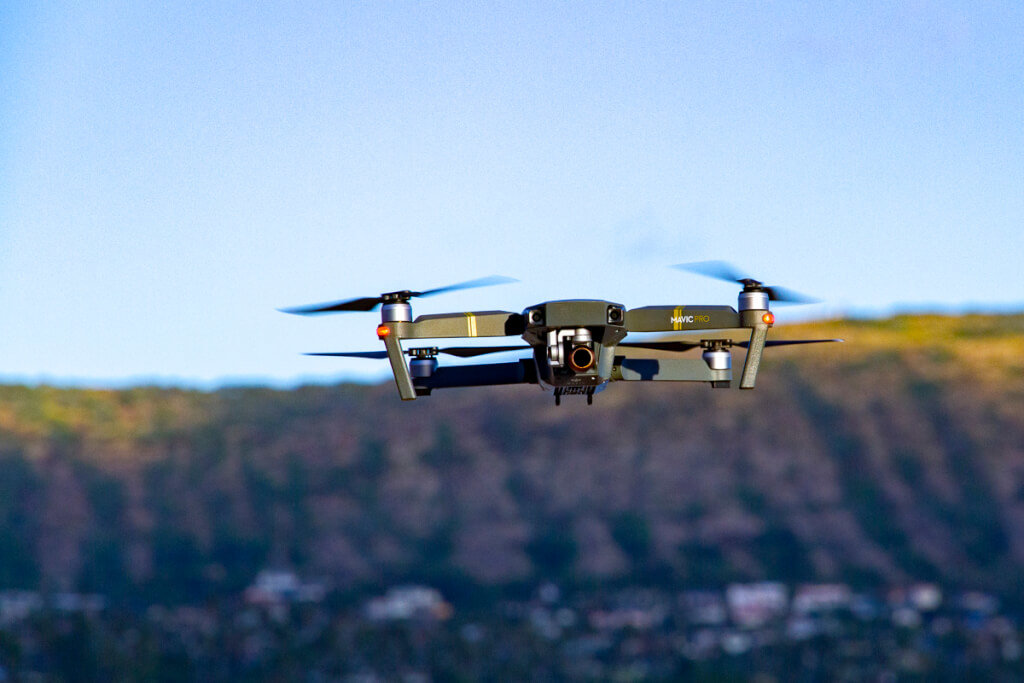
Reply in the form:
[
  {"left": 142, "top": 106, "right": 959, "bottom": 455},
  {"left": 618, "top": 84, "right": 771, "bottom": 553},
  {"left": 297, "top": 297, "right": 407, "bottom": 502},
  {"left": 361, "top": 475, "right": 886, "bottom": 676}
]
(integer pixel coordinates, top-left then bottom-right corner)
[
  {"left": 381, "top": 301, "right": 413, "bottom": 323},
  {"left": 702, "top": 347, "right": 731, "bottom": 371},
  {"left": 738, "top": 289, "right": 770, "bottom": 312},
  {"left": 410, "top": 357, "right": 438, "bottom": 378}
]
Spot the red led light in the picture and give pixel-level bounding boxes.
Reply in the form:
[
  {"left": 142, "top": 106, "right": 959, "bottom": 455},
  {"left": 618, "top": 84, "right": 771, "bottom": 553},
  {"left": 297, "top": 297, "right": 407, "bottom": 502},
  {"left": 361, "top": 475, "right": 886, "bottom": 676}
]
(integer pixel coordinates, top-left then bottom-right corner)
[
  {"left": 376, "top": 324, "right": 390, "bottom": 339},
  {"left": 762, "top": 312, "right": 775, "bottom": 325}
]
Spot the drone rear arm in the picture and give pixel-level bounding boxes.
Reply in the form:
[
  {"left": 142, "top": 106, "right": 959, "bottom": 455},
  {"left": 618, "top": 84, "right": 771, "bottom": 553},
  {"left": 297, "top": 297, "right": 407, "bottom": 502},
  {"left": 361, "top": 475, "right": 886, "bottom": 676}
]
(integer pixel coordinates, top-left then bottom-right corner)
[
  {"left": 381, "top": 331, "right": 417, "bottom": 399},
  {"left": 416, "top": 359, "right": 538, "bottom": 391},
  {"left": 611, "top": 356, "right": 731, "bottom": 384}
]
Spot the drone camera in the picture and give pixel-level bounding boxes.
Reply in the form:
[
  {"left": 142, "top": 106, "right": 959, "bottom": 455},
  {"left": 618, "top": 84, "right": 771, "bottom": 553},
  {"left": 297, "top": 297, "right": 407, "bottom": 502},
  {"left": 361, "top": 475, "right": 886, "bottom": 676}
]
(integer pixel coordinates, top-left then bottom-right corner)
[
  {"left": 606, "top": 305, "right": 624, "bottom": 325},
  {"left": 527, "top": 308, "right": 545, "bottom": 326},
  {"left": 568, "top": 328, "right": 596, "bottom": 372}
]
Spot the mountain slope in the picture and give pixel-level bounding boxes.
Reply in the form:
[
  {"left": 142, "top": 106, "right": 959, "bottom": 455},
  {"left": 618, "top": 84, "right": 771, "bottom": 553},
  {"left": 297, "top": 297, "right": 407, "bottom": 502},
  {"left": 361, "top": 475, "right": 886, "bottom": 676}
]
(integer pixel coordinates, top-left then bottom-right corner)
[{"left": 0, "top": 313, "right": 1021, "bottom": 602}]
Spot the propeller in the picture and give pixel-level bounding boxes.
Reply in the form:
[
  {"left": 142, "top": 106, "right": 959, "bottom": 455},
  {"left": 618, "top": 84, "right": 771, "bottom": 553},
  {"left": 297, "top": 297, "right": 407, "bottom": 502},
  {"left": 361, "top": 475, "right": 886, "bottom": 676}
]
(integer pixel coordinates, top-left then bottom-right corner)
[
  {"left": 617, "top": 341, "right": 702, "bottom": 353},
  {"left": 305, "top": 344, "right": 531, "bottom": 360},
  {"left": 616, "top": 338, "right": 843, "bottom": 353},
  {"left": 281, "top": 275, "right": 518, "bottom": 315},
  {"left": 672, "top": 261, "right": 819, "bottom": 304},
  {"left": 738, "top": 338, "right": 843, "bottom": 349},
  {"left": 311, "top": 338, "right": 842, "bottom": 361}
]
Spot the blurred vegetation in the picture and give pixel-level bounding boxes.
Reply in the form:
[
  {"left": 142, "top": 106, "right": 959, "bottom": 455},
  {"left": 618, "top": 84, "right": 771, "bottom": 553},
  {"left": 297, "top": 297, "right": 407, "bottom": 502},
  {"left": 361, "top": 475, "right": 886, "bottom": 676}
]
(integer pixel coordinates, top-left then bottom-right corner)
[{"left": 0, "top": 313, "right": 1020, "bottom": 603}]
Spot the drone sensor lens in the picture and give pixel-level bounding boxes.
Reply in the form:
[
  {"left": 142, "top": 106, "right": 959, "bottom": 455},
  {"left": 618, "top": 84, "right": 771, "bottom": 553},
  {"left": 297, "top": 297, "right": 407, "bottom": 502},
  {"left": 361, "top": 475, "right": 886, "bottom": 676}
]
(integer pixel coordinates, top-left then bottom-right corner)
[{"left": 569, "top": 345, "right": 596, "bottom": 372}]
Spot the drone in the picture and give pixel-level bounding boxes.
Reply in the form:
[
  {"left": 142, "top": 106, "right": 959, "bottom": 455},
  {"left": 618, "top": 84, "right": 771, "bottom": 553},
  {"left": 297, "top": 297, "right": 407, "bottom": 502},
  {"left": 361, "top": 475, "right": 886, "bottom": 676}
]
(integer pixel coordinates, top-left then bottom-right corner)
[{"left": 282, "top": 262, "right": 841, "bottom": 404}]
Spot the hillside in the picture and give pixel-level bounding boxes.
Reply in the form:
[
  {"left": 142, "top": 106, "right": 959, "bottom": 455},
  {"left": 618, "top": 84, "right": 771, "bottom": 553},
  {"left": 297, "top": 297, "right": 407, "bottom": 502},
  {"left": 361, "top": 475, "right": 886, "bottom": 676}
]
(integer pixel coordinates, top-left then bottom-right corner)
[{"left": 0, "top": 313, "right": 1022, "bottom": 604}]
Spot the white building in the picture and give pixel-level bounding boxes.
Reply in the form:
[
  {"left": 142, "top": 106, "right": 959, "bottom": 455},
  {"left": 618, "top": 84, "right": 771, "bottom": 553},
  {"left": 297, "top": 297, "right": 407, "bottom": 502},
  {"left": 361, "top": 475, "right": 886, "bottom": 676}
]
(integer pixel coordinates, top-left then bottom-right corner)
[
  {"left": 726, "top": 583, "right": 787, "bottom": 628},
  {"left": 792, "top": 584, "right": 852, "bottom": 615},
  {"left": 365, "top": 586, "right": 451, "bottom": 622}
]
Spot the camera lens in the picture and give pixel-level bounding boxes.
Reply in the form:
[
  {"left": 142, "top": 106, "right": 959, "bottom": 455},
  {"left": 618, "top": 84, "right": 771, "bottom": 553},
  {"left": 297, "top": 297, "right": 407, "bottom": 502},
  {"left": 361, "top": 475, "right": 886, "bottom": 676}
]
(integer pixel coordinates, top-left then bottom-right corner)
[{"left": 569, "top": 345, "right": 596, "bottom": 372}]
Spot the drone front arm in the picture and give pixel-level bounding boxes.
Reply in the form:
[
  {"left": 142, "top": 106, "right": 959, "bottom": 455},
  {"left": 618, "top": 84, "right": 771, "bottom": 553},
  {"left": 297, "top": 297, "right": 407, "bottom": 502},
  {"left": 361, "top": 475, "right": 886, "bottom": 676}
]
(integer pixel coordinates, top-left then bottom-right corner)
[
  {"left": 378, "top": 311, "right": 526, "bottom": 400},
  {"left": 621, "top": 306, "right": 772, "bottom": 389},
  {"left": 397, "top": 311, "right": 525, "bottom": 339},
  {"left": 625, "top": 306, "right": 739, "bottom": 333}
]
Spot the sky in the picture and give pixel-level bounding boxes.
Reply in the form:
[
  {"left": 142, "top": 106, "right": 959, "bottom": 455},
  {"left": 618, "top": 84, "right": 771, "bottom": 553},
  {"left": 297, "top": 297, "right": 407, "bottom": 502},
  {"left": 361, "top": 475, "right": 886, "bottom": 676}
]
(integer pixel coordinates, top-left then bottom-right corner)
[{"left": 1, "top": 2, "right": 1022, "bottom": 388}]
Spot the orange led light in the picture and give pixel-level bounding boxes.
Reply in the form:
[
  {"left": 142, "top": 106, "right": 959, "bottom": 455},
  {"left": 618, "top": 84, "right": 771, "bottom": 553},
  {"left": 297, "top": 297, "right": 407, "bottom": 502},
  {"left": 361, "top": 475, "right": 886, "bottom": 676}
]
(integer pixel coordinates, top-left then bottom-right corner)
[
  {"left": 376, "top": 324, "right": 391, "bottom": 339},
  {"left": 762, "top": 312, "right": 775, "bottom": 325}
]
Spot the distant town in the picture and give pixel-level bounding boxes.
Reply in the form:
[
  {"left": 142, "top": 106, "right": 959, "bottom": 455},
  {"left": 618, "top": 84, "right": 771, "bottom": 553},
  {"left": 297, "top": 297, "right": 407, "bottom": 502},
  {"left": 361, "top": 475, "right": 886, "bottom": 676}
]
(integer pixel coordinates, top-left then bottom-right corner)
[{"left": 1, "top": 572, "right": 1021, "bottom": 680}]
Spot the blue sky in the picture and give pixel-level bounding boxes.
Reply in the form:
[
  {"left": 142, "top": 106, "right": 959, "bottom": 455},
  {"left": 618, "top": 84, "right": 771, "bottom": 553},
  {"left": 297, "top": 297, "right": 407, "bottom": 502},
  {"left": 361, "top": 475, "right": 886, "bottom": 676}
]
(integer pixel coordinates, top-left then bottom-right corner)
[{"left": 2, "top": 2, "right": 1022, "bottom": 387}]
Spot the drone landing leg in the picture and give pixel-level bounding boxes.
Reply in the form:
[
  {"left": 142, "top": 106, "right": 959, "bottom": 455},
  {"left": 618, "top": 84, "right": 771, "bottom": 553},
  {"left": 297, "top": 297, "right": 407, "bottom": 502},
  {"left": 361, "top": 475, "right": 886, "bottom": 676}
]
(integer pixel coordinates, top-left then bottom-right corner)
[
  {"left": 381, "top": 330, "right": 417, "bottom": 400},
  {"left": 587, "top": 389, "right": 594, "bottom": 405},
  {"left": 554, "top": 391, "right": 561, "bottom": 406},
  {"left": 739, "top": 323, "right": 769, "bottom": 390}
]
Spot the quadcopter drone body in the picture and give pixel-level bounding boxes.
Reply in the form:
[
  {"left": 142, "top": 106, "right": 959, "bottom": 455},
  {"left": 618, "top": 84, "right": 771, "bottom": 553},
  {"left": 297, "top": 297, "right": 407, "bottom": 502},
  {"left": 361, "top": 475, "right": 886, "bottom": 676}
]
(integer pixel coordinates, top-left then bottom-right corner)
[{"left": 284, "top": 264, "right": 840, "bottom": 404}]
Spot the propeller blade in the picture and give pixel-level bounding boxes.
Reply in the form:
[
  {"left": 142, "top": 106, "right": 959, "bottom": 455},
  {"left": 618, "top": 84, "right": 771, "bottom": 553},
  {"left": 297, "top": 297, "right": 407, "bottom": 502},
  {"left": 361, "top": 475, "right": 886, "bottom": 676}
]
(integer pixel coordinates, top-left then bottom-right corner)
[
  {"left": 736, "top": 338, "right": 844, "bottom": 348},
  {"left": 281, "top": 297, "right": 382, "bottom": 315},
  {"left": 304, "top": 345, "right": 532, "bottom": 360},
  {"left": 304, "top": 350, "right": 389, "bottom": 359},
  {"left": 438, "top": 345, "right": 532, "bottom": 358},
  {"left": 762, "top": 286, "right": 820, "bottom": 305},
  {"left": 672, "top": 260, "right": 748, "bottom": 284},
  {"left": 416, "top": 275, "right": 518, "bottom": 298},
  {"left": 616, "top": 341, "right": 702, "bottom": 353},
  {"left": 281, "top": 275, "right": 516, "bottom": 315},
  {"left": 674, "top": 261, "right": 819, "bottom": 305}
]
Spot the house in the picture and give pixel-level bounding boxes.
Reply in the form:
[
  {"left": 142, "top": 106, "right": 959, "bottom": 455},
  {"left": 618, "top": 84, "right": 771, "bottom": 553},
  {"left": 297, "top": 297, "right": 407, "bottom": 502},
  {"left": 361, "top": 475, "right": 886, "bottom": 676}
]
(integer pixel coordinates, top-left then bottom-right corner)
[{"left": 726, "top": 583, "right": 787, "bottom": 628}]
